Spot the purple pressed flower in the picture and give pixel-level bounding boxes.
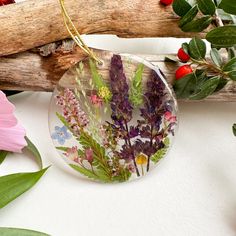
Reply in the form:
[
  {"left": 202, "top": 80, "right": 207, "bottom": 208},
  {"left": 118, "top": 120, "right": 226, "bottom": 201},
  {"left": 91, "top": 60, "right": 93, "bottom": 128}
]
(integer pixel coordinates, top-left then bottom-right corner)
[
  {"left": 108, "top": 55, "right": 140, "bottom": 176},
  {"left": 136, "top": 69, "right": 171, "bottom": 171},
  {"left": 110, "top": 55, "right": 133, "bottom": 124},
  {"left": 56, "top": 88, "right": 89, "bottom": 136}
]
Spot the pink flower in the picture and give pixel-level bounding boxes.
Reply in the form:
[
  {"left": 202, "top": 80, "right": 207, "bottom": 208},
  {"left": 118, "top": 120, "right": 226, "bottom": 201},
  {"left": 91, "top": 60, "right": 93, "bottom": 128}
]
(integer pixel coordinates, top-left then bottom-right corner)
[
  {"left": 0, "top": 91, "right": 26, "bottom": 153},
  {"left": 64, "top": 146, "right": 80, "bottom": 163},
  {"left": 164, "top": 111, "right": 177, "bottom": 123},
  {"left": 89, "top": 94, "right": 103, "bottom": 107},
  {"left": 56, "top": 89, "right": 89, "bottom": 136},
  {"left": 84, "top": 148, "right": 94, "bottom": 164}
]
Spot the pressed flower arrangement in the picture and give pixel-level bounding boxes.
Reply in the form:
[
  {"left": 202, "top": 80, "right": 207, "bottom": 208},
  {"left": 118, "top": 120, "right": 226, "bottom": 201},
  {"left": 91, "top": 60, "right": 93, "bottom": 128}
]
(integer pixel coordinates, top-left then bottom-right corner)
[{"left": 49, "top": 53, "right": 178, "bottom": 183}]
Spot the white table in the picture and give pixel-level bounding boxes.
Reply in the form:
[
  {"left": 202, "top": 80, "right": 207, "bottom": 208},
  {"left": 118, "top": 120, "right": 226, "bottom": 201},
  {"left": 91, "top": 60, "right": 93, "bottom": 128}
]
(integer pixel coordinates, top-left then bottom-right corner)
[{"left": 1, "top": 36, "right": 236, "bottom": 236}]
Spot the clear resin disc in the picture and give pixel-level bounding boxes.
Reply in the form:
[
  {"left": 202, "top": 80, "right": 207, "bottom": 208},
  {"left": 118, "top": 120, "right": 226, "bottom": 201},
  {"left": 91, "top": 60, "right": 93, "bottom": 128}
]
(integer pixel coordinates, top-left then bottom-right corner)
[{"left": 49, "top": 52, "right": 178, "bottom": 183}]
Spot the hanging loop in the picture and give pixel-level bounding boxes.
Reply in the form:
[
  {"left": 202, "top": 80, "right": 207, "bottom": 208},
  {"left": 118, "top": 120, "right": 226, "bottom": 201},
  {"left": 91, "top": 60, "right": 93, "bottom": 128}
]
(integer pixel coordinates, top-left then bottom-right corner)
[{"left": 59, "top": 0, "right": 103, "bottom": 64}]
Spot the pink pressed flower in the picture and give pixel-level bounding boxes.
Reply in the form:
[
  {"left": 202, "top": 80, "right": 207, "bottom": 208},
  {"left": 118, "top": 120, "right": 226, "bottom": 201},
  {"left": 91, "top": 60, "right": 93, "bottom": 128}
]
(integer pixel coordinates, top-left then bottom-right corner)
[
  {"left": 56, "top": 89, "right": 89, "bottom": 136},
  {"left": 164, "top": 111, "right": 177, "bottom": 123},
  {"left": 89, "top": 94, "right": 103, "bottom": 107},
  {"left": 85, "top": 148, "right": 93, "bottom": 164},
  {"left": 0, "top": 91, "right": 26, "bottom": 153},
  {"left": 64, "top": 146, "right": 80, "bottom": 163}
]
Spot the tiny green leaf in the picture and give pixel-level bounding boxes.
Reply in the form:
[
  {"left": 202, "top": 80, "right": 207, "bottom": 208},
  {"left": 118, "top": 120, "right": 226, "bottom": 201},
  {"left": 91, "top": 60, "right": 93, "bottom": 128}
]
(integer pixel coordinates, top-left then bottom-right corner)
[
  {"left": 190, "top": 76, "right": 220, "bottom": 100},
  {"left": 210, "top": 48, "right": 222, "bottom": 67},
  {"left": 206, "top": 25, "right": 236, "bottom": 47},
  {"left": 25, "top": 137, "right": 43, "bottom": 170},
  {"left": 0, "top": 228, "right": 50, "bottom": 236},
  {"left": 182, "top": 42, "right": 189, "bottom": 54},
  {"left": 189, "top": 37, "right": 207, "bottom": 59},
  {"left": 219, "top": 0, "right": 236, "bottom": 15},
  {"left": 233, "top": 124, "right": 236, "bottom": 136},
  {"left": 179, "top": 5, "right": 198, "bottom": 27},
  {"left": 173, "top": 73, "right": 196, "bottom": 98},
  {"left": 151, "top": 138, "right": 170, "bottom": 164},
  {"left": 173, "top": 0, "right": 192, "bottom": 17},
  {"left": 0, "top": 151, "right": 8, "bottom": 165},
  {"left": 197, "top": 0, "right": 216, "bottom": 15},
  {"left": 129, "top": 64, "right": 144, "bottom": 107},
  {"left": 56, "top": 146, "right": 69, "bottom": 152},
  {"left": 89, "top": 59, "right": 105, "bottom": 89},
  {"left": 70, "top": 164, "right": 99, "bottom": 180},
  {"left": 0, "top": 167, "right": 49, "bottom": 209},
  {"left": 181, "top": 16, "right": 212, "bottom": 32},
  {"left": 223, "top": 57, "right": 236, "bottom": 72}
]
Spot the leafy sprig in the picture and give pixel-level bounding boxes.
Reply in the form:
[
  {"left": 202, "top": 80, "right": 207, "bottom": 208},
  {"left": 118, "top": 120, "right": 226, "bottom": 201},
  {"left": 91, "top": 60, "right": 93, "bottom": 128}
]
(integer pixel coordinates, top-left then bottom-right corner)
[{"left": 171, "top": 0, "right": 236, "bottom": 134}]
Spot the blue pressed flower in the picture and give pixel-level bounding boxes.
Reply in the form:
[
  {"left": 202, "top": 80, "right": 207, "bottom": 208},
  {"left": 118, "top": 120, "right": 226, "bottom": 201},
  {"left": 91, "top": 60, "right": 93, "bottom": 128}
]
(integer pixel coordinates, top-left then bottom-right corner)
[{"left": 51, "top": 126, "right": 72, "bottom": 145}]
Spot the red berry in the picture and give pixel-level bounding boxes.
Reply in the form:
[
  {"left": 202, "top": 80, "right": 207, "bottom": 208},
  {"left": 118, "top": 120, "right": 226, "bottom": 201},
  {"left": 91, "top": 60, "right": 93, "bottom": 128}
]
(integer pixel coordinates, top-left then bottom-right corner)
[
  {"left": 0, "top": 0, "right": 15, "bottom": 6},
  {"left": 175, "top": 65, "right": 193, "bottom": 80},
  {"left": 160, "top": 0, "right": 173, "bottom": 6},
  {"left": 177, "top": 48, "right": 190, "bottom": 62}
]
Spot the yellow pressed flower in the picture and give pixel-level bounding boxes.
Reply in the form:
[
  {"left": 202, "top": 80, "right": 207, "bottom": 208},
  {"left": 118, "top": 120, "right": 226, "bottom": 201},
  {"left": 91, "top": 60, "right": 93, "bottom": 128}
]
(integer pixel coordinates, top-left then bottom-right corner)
[
  {"left": 136, "top": 153, "right": 148, "bottom": 165},
  {"left": 98, "top": 86, "right": 111, "bottom": 101}
]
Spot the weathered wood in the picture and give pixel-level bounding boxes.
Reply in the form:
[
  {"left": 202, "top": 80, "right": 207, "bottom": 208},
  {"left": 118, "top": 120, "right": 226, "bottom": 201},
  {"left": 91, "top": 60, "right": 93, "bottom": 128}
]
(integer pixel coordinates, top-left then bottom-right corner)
[
  {"left": 0, "top": 0, "right": 207, "bottom": 56},
  {"left": 0, "top": 46, "right": 236, "bottom": 101}
]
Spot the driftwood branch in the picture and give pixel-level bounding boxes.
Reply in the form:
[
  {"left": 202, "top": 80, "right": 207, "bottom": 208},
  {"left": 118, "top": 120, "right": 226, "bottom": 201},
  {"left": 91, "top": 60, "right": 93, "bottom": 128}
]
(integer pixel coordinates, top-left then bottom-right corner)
[
  {"left": 0, "top": 0, "right": 206, "bottom": 56},
  {"left": 0, "top": 44, "right": 236, "bottom": 101}
]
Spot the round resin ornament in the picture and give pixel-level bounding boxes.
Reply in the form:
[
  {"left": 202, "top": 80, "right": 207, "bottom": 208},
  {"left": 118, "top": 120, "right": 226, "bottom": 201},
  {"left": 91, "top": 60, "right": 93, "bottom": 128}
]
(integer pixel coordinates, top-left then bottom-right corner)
[{"left": 49, "top": 52, "right": 178, "bottom": 183}]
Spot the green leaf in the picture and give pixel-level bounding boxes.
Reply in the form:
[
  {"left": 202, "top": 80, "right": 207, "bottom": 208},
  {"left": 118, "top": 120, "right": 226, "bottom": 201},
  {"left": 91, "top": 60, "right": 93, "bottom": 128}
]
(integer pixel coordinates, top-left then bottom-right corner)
[
  {"left": 190, "top": 76, "right": 220, "bottom": 100},
  {"left": 129, "top": 64, "right": 144, "bottom": 107},
  {"left": 179, "top": 5, "right": 198, "bottom": 27},
  {"left": 0, "top": 167, "right": 49, "bottom": 209},
  {"left": 228, "top": 71, "right": 236, "bottom": 80},
  {"left": 0, "top": 151, "right": 8, "bottom": 165},
  {"left": 173, "top": 0, "right": 192, "bottom": 17},
  {"left": 182, "top": 42, "right": 189, "bottom": 54},
  {"left": 78, "top": 131, "right": 113, "bottom": 181},
  {"left": 24, "top": 137, "right": 42, "bottom": 169},
  {"left": 0, "top": 228, "right": 49, "bottom": 236},
  {"left": 214, "top": 78, "right": 228, "bottom": 92},
  {"left": 181, "top": 16, "right": 212, "bottom": 32},
  {"left": 197, "top": 0, "right": 216, "bottom": 15},
  {"left": 206, "top": 25, "right": 236, "bottom": 47},
  {"left": 189, "top": 37, "right": 207, "bottom": 59},
  {"left": 56, "top": 146, "right": 69, "bottom": 152},
  {"left": 89, "top": 59, "right": 105, "bottom": 89},
  {"left": 219, "top": 0, "right": 236, "bottom": 15},
  {"left": 223, "top": 57, "right": 236, "bottom": 72},
  {"left": 173, "top": 73, "right": 196, "bottom": 98},
  {"left": 210, "top": 48, "right": 222, "bottom": 67},
  {"left": 233, "top": 124, "right": 236, "bottom": 136},
  {"left": 151, "top": 138, "right": 170, "bottom": 164},
  {"left": 70, "top": 164, "right": 103, "bottom": 182},
  {"left": 228, "top": 48, "right": 236, "bottom": 60}
]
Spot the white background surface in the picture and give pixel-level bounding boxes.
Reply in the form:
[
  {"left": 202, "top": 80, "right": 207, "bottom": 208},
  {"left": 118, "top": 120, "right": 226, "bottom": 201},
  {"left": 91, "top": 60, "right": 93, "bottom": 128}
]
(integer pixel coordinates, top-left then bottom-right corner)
[{"left": 1, "top": 36, "right": 236, "bottom": 236}]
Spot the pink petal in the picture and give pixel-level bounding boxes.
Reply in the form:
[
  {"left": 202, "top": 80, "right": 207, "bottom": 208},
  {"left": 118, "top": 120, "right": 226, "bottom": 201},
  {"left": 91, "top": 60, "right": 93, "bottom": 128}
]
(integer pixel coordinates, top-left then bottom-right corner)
[
  {"left": 0, "top": 113, "right": 17, "bottom": 128},
  {"left": 0, "top": 121, "right": 27, "bottom": 153},
  {"left": 0, "top": 91, "right": 15, "bottom": 114}
]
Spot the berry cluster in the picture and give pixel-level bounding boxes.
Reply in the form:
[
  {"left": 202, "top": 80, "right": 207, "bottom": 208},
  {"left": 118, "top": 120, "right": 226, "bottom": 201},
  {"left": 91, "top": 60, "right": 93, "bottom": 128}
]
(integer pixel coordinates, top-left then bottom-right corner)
[{"left": 175, "top": 48, "right": 192, "bottom": 80}]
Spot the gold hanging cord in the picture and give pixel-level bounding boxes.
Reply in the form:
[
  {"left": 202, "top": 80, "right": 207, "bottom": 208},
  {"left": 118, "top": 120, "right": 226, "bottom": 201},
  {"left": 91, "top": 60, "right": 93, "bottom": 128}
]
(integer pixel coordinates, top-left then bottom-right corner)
[{"left": 59, "top": 0, "right": 102, "bottom": 64}]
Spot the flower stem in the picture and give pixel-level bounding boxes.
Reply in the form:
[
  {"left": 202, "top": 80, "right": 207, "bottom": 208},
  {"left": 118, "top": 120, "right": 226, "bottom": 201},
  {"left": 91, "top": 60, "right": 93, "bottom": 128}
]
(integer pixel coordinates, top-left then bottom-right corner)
[
  {"left": 124, "top": 122, "right": 140, "bottom": 177},
  {"left": 146, "top": 125, "right": 154, "bottom": 172}
]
